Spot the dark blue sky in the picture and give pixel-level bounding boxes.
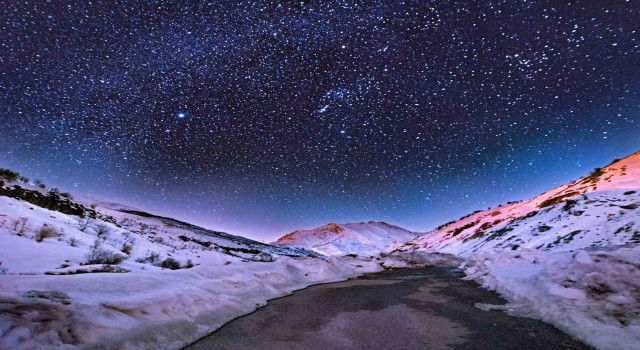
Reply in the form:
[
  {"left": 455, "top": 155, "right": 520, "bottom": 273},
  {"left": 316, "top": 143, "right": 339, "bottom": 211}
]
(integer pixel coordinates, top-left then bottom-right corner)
[{"left": 1, "top": 1, "right": 639, "bottom": 241}]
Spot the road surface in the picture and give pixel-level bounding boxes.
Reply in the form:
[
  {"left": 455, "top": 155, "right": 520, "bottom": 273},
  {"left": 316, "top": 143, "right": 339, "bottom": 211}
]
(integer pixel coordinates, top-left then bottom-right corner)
[{"left": 184, "top": 267, "right": 591, "bottom": 350}]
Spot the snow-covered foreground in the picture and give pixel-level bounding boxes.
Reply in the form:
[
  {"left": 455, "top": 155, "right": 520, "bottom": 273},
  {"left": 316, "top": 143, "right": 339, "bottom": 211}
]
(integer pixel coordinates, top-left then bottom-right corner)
[
  {"left": 462, "top": 246, "right": 640, "bottom": 350},
  {"left": 0, "top": 189, "right": 384, "bottom": 350},
  {"left": 381, "top": 245, "right": 640, "bottom": 350},
  {"left": 0, "top": 253, "right": 381, "bottom": 350}
]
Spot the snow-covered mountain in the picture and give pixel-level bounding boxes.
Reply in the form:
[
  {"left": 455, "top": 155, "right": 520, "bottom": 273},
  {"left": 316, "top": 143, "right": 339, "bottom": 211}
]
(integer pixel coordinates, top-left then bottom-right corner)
[
  {"left": 396, "top": 151, "right": 640, "bottom": 256},
  {"left": 273, "top": 221, "right": 422, "bottom": 256}
]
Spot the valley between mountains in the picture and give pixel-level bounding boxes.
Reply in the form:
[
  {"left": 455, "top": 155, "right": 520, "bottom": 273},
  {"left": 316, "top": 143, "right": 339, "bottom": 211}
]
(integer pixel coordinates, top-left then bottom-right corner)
[{"left": 1, "top": 151, "right": 639, "bottom": 350}]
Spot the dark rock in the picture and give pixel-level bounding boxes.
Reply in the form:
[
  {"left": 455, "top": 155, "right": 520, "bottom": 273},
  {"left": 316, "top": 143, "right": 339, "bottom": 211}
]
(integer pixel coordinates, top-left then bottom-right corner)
[{"left": 0, "top": 184, "right": 96, "bottom": 218}]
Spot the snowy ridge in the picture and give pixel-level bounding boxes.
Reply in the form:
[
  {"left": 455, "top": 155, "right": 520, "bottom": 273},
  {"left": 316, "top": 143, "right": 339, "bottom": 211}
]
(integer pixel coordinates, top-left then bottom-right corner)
[
  {"left": 273, "top": 221, "right": 422, "bottom": 256},
  {"left": 397, "top": 151, "right": 640, "bottom": 256}
]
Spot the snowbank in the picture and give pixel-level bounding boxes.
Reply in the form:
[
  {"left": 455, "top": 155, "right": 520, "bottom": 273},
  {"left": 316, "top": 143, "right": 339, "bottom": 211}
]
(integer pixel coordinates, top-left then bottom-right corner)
[
  {"left": 0, "top": 252, "right": 382, "bottom": 350},
  {"left": 462, "top": 246, "right": 640, "bottom": 350}
]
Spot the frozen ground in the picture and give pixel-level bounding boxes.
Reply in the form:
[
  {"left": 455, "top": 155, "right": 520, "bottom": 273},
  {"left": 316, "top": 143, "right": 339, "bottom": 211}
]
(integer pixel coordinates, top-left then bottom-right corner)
[{"left": 185, "top": 266, "right": 591, "bottom": 350}]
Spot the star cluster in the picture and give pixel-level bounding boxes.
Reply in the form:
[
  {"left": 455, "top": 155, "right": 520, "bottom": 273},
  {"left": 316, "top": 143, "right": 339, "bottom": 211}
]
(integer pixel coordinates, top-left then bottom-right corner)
[{"left": 1, "top": 1, "right": 639, "bottom": 239}]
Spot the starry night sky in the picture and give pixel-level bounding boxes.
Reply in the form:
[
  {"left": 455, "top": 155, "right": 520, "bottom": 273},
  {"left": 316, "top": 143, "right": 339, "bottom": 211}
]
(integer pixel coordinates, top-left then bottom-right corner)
[{"left": 1, "top": 1, "right": 639, "bottom": 241}]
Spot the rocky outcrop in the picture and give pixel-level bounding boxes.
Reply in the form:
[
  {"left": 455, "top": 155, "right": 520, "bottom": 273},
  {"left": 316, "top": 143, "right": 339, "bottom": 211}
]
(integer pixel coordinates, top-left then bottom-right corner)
[{"left": 0, "top": 181, "right": 96, "bottom": 218}]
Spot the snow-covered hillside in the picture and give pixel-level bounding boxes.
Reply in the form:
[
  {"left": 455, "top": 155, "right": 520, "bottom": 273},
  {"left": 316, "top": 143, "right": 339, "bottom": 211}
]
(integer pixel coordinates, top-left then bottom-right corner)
[
  {"left": 397, "top": 151, "right": 640, "bottom": 256},
  {"left": 391, "top": 151, "right": 640, "bottom": 350},
  {"left": 273, "top": 221, "right": 422, "bottom": 256},
  {"left": 0, "top": 177, "right": 384, "bottom": 350}
]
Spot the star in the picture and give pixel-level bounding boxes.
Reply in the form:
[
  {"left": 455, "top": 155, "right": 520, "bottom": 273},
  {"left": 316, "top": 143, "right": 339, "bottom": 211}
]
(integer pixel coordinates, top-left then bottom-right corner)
[{"left": 0, "top": 1, "right": 637, "bottom": 239}]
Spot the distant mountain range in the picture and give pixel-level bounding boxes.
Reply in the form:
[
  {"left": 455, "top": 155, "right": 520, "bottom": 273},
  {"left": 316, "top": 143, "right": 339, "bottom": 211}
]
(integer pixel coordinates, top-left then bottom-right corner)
[{"left": 1, "top": 151, "right": 638, "bottom": 261}]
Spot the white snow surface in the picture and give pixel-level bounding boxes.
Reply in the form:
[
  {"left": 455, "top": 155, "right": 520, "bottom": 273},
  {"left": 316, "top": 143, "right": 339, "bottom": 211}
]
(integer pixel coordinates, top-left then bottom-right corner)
[
  {"left": 273, "top": 221, "right": 422, "bottom": 256},
  {"left": 0, "top": 192, "right": 384, "bottom": 350},
  {"left": 462, "top": 246, "right": 640, "bottom": 350}
]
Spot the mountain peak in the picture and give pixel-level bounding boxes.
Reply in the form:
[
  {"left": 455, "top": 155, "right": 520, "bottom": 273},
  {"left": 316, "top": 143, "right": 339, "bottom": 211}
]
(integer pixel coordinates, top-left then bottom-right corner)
[
  {"left": 273, "top": 221, "right": 421, "bottom": 256},
  {"left": 320, "top": 223, "right": 346, "bottom": 232}
]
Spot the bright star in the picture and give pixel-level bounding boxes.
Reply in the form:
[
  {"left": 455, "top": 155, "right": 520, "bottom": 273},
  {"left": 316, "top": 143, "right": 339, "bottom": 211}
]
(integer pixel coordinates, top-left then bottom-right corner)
[{"left": 177, "top": 112, "right": 186, "bottom": 119}]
